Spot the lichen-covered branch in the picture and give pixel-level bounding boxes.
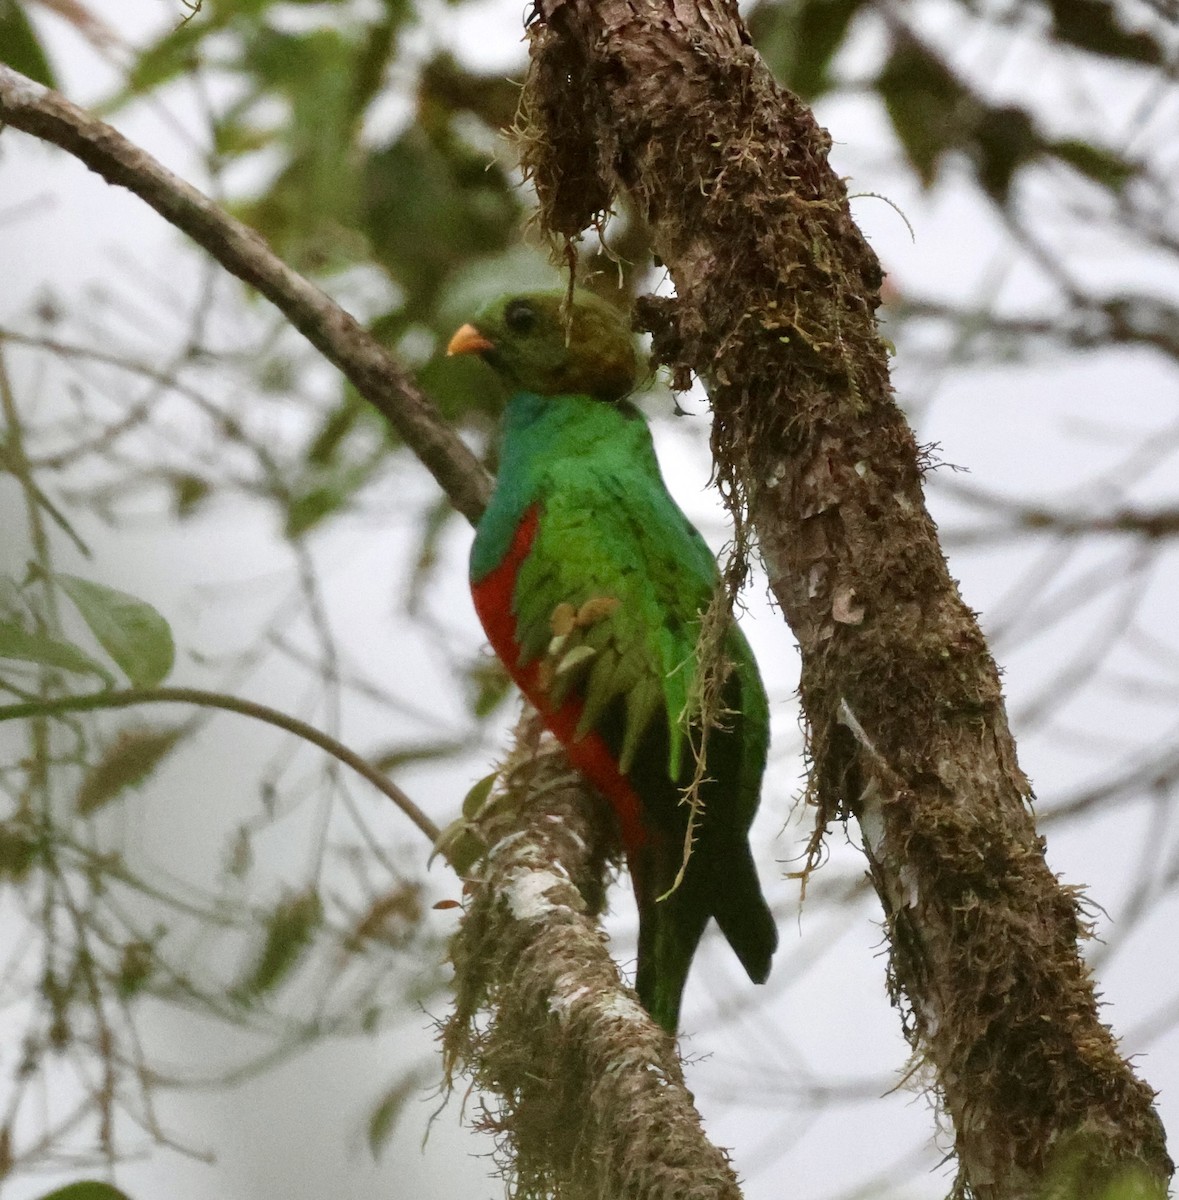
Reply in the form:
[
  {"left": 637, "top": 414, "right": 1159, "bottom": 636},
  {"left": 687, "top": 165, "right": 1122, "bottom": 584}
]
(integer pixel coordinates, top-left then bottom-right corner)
[
  {"left": 0, "top": 64, "right": 491, "bottom": 524},
  {"left": 444, "top": 718, "right": 744, "bottom": 1200},
  {"left": 518, "top": 1, "right": 1172, "bottom": 1196}
]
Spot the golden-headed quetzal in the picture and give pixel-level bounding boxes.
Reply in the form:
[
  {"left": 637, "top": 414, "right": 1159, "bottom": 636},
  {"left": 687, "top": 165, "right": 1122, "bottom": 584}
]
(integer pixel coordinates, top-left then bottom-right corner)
[{"left": 448, "top": 290, "right": 777, "bottom": 1033}]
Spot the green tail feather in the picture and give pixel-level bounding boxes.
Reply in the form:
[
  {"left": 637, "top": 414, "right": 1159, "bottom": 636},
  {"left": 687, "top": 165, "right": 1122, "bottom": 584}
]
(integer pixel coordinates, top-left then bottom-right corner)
[
  {"left": 635, "top": 885, "right": 710, "bottom": 1036},
  {"left": 710, "top": 840, "right": 777, "bottom": 985},
  {"left": 634, "top": 836, "right": 776, "bottom": 1034}
]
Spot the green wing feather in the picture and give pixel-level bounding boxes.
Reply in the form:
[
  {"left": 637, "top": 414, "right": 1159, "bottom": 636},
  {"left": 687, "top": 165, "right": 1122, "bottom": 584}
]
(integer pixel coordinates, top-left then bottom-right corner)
[{"left": 513, "top": 429, "right": 724, "bottom": 777}]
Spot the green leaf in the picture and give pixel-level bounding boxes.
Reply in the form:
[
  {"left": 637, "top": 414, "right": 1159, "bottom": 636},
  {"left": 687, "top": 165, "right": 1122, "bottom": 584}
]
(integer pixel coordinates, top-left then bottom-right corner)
[
  {"left": 0, "top": 620, "right": 113, "bottom": 683},
  {"left": 749, "top": 0, "right": 864, "bottom": 99},
  {"left": 170, "top": 472, "right": 212, "bottom": 518},
  {"left": 877, "top": 39, "right": 971, "bottom": 187},
  {"left": 371, "top": 739, "right": 467, "bottom": 772},
  {"left": 305, "top": 396, "right": 367, "bottom": 467},
  {"left": 1047, "top": 0, "right": 1163, "bottom": 65},
  {"left": 461, "top": 771, "right": 498, "bottom": 819},
  {"left": 284, "top": 483, "right": 352, "bottom": 537},
  {"left": 972, "top": 106, "right": 1039, "bottom": 203},
  {"left": 35, "top": 1183, "right": 134, "bottom": 1200},
  {"left": 231, "top": 29, "right": 365, "bottom": 271},
  {"left": 75, "top": 726, "right": 185, "bottom": 816},
  {"left": 367, "top": 1074, "right": 421, "bottom": 1158},
  {"left": 232, "top": 890, "right": 323, "bottom": 1002},
  {"left": 361, "top": 123, "right": 517, "bottom": 296},
  {"left": 467, "top": 656, "right": 513, "bottom": 719},
  {"left": 116, "top": 939, "right": 156, "bottom": 1000},
  {"left": 429, "top": 816, "right": 486, "bottom": 873},
  {"left": 0, "top": 0, "right": 57, "bottom": 87},
  {"left": 57, "top": 575, "right": 175, "bottom": 687},
  {"left": 211, "top": 117, "right": 278, "bottom": 160},
  {"left": 1049, "top": 138, "right": 1138, "bottom": 193},
  {"left": 0, "top": 817, "right": 38, "bottom": 881},
  {"left": 118, "top": 18, "right": 208, "bottom": 98}
]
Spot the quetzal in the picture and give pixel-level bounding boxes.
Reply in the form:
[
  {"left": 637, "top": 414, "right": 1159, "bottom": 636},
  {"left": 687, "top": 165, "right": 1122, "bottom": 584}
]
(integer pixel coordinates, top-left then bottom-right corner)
[{"left": 448, "top": 290, "right": 777, "bottom": 1034}]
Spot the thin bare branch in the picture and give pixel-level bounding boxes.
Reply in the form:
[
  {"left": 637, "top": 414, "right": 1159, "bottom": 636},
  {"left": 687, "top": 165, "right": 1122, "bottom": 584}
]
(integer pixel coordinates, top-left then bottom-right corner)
[{"left": 0, "top": 686, "right": 442, "bottom": 846}]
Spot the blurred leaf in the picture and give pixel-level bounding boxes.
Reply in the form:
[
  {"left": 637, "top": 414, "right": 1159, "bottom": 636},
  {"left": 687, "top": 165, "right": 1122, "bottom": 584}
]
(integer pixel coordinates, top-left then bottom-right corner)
[
  {"left": 285, "top": 484, "right": 350, "bottom": 538},
  {"left": 283, "top": 461, "right": 378, "bottom": 537},
  {"left": 1046, "top": 0, "right": 1163, "bottom": 65},
  {"left": 1048, "top": 138, "right": 1137, "bottom": 192},
  {"left": 170, "top": 472, "right": 212, "bottom": 518},
  {"left": 233, "top": 890, "right": 323, "bottom": 1002},
  {"left": 75, "top": 726, "right": 185, "bottom": 816},
  {"left": 417, "top": 347, "right": 506, "bottom": 427},
  {"left": 0, "top": 620, "right": 112, "bottom": 683},
  {"left": 419, "top": 52, "right": 520, "bottom": 129},
  {"left": 748, "top": 0, "right": 864, "bottom": 99},
  {"left": 233, "top": 27, "right": 367, "bottom": 271},
  {"left": 349, "top": 0, "right": 408, "bottom": 118},
  {"left": 58, "top": 574, "right": 175, "bottom": 687},
  {"left": 306, "top": 395, "right": 367, "bottom": 467},
  {"left": 0, "top": 818, "right": 38, "bottom": 881},
  {"left": 115, "top": 939, "right": 155, "bottom": 999},
  {"left": 371, "top": 739, "right": 468, "bottom": 772},
  {"left": 116, "top": 14, "right": 208, "bottom": 99},
  {"left": 972, "top": 106, "right": 1038, "bottom": 203},
  {"left": 211, "top": 116, "right": 277, "bottom": 159},
  {"left": 367, "top": 1073, "right": 421, "bottom": 1159},
  {"left": 35, "top": 1182, "right": 133, "bottom": 1200},
  {"left": 349, "top": 883, "right": 423, "bottom": 948},
  {"left": 405, "top": 496, "right": 456, "bottom": 614},
  {"left": 227, "top": 824, "right": 253, "bottom": 879},
  {"left": 0, "top": 0, "right": 57, "bottom": 87},
  {"left": 877, "top": 40, "right": 970, "bottom": 187},
  {"left": 362, "top": 124, "right": 517, "bottom": 301},
  {"left": 467, "top": 656, "right": 513, "bottom": 719},
  {"left": 0, "top": 575, "right": 23, "bottom": 617}
]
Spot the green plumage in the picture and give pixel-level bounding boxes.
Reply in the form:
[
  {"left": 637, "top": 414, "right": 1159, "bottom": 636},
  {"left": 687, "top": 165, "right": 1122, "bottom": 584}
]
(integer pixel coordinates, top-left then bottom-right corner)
[{"left": 455, "top": 291, "right": 777, "bottom": 1033}]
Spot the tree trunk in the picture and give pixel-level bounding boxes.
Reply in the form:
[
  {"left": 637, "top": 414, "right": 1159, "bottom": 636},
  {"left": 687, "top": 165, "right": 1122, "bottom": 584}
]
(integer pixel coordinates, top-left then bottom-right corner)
[{"left": 519, "top": 1, "right": 1172, "bottom": 1196}]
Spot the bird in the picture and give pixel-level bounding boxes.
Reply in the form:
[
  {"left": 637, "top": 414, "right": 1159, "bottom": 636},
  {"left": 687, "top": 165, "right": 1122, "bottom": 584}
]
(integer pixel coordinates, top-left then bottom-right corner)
[{"left": 448, "top": 289, "right": 777, "bottom": 1034}]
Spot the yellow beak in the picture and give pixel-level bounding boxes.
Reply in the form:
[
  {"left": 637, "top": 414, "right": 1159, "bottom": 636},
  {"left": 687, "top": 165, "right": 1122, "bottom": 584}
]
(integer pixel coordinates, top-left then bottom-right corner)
[{"left": 446, "top": 323, "right": 495, "bottom": 357}]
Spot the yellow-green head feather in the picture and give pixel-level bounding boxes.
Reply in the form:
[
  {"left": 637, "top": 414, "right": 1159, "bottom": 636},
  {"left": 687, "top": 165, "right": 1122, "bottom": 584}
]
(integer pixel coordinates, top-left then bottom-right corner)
[{"left": 447, "top": 290, "right": 638, "bottom": 402}]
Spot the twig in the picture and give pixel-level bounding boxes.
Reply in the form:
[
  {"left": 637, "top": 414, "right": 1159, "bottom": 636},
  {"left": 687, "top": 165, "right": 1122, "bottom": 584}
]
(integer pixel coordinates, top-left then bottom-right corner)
[{"left": 0, "top": 686, "right": 442, "bottom": 846}]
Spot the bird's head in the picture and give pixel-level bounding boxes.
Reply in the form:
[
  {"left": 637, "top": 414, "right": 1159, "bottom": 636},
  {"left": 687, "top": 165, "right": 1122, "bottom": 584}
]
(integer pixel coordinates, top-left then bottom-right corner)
[{"left": 447, "top": 290, "right": 637, "bottom": 403}]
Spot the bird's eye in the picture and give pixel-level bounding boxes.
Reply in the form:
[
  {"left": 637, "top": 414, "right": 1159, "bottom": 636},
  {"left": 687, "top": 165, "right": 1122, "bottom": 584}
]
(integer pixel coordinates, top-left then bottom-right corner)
[{"left": 504, "top": 300, "right": 537, "bottom": 335}]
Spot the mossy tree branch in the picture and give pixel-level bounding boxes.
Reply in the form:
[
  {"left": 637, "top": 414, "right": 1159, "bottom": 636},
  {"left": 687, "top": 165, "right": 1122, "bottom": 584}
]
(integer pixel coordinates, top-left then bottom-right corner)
[
  {"left": 444, "top": 716, "right": 743, "bottom": 1200},
  {"left": 518, "top": 1, "right": 1172, "bottom": 1197}
]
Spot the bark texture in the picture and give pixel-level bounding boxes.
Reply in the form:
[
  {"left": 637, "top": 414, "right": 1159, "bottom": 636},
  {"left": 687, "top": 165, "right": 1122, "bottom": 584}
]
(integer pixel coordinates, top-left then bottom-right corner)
[
  {"left": 443, "top": 720, "right": 744, "bottom": 1200},
  {"left": 518, "top": 2, "right": 1172, "bottom": 1197}
]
